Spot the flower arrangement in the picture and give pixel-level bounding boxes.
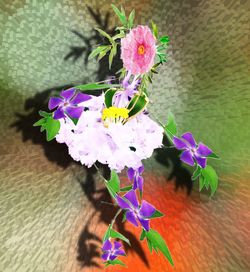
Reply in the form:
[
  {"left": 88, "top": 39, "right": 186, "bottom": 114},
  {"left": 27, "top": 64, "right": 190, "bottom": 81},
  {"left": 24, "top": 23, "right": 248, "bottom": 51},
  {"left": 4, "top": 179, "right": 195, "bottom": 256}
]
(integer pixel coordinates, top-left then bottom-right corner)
[{"left": 34, "top": 4, "right": 220, "bottom": 268}]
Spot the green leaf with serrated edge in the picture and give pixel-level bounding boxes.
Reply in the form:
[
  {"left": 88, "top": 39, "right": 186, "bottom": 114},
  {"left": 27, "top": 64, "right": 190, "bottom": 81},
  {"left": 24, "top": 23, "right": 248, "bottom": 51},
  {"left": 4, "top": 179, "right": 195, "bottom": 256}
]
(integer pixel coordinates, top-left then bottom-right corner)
[
  {"left": 151, "top": 20, "right": 158, "bottom": 39},
  {"left": 33, "top": 118, "right": 46, "bottom": 127},
  {"left": 88, "top": 45, "right": 110, "bottom": 59},
  {"left": 104, "top": 89, "right": 117, "bottom": 108},
  {"left": 192, "top": 165, "right": 202, "bottom": 181},
  {"left": 149, "top": 209, "right": 164, "bottom": 219},
  {"left": 201, "top": 165, "right": 218, "bottom": 196},
  {"left": 128, "top": 9, "right": 135, "bottom": 28},
  {"left": 140, "top": 229, "right": 146, "bottom": 241},
  {"left": 207, "top": 152, "right": 220, "bottom": 159},
  {"left": 74, "top": 83, "right": 119, "bottom": 91},
  {"left": 103, "top": 224, "right": 112, "bottom": 241},
  {"left": 39, "top": 110, "right": 51, "bottom": 118},
  {"left": 106, "top": 259, "right": 126, "bottom": 267},
  {"left": 111, "top": 4, "right": 127, "bottom": 26},
  {"left": 160, "top": 36, "right": 170, "bottom": 44},
  {"left": 120, "top": 185, "right": 133, "bottom": 192},
  {"left": 127, "top": 94, "right": 149, "bottom": 119},
  {"left": 95, "top": 28, "right": 114, "bottom": 45},
  {"left": 145, "top": 229, "right": 174, "bottom": 266},
  {"left": 110, "top": 229, "right": 130, "bottom": 245},
  {"left": 46, "top": 117, "right": 60, "bottom": 141}
]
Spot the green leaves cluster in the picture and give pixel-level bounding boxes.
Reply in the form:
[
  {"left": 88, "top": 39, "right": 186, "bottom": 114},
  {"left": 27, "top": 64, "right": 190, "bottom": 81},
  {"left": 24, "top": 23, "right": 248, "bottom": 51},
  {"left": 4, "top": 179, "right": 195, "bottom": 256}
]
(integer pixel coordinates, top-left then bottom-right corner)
[
  {"left": 140, "top": 229, "right": 174, "bottom": 266},
  {"left": 157, "top": 35, "right": 170, "bottom": 63},
  {"left": 111, "top": 4, "right": 135, "bottom": 29},
  {"left": 33, "top": 111, "right": 60, "bottom": 141}
]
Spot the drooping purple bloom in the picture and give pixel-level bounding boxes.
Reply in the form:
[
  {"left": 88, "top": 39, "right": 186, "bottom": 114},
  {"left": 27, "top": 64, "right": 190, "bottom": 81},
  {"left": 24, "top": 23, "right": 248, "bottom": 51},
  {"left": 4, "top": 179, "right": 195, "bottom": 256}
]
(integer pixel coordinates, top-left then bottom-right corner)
[
  {"left": 48, "top": 88, "right": 91, "bottom": 120},
  {"left": 127, "top": 165, "right": 144, "bottom": 192},
  {"left": 173, "top": 132, "right": 213, "bottom": 168},
  {"left": 116, "top": 190, "right": 156, "bottom": 231},
  {"left": 101, "top": 240, "right": 125, "bottom": 261}
]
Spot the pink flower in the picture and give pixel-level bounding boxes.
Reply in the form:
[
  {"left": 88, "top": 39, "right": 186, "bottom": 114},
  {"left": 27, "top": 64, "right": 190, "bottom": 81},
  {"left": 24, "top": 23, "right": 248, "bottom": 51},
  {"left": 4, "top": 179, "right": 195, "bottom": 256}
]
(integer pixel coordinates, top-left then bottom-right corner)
[{"left": 121, "top": 25, "right": 156, "bottom": 75}]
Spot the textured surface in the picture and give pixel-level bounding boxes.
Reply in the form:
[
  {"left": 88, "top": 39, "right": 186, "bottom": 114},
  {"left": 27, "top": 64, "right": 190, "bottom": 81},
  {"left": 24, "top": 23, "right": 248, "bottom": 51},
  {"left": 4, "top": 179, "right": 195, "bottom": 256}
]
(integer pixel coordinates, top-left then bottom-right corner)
[{"left": 0, "top": 0, "right": 250, "bottom": 271}]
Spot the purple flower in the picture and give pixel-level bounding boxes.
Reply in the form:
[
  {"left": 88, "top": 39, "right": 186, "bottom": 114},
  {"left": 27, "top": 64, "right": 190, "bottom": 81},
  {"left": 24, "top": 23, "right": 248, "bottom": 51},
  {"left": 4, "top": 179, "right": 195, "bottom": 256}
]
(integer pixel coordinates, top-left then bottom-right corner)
[
  {"left": 116, "top": 190, "right": 156, "bottom": 231},
  {"left": 101, "top": 240, "right": 125, "bottom": 261},
  {"left": 127, "top": 165, "right": 144, "bottom": 192},
  {"left": 173, "top": 132, "right": 213, "bottom": 168},
  {"left": 48, "top": 88, "right": 91, "bottom": 120}
]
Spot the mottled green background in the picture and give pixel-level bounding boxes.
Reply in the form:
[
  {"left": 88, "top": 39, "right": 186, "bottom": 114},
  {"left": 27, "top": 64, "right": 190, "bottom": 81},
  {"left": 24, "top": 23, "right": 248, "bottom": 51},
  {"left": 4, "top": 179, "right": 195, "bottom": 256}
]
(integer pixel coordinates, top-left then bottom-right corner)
[{"left": 0, "top": 0, "right": 249, "bottom": 271}]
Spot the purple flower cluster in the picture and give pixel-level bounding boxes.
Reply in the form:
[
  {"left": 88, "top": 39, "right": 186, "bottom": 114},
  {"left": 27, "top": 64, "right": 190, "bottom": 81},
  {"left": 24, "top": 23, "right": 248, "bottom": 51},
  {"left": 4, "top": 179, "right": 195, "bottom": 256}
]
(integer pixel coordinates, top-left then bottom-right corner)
[
  {"left": 173, "top": 132, "right": 213, "bottom": 168},
  {"left": 48, "top": 88, "right": 91, "bottom": 120},
  {"left": 127, "top": 165, "right": 144, "bottom": 192},
  {"left": 101, "top": 240, "right": 125, "bottom": 261}
]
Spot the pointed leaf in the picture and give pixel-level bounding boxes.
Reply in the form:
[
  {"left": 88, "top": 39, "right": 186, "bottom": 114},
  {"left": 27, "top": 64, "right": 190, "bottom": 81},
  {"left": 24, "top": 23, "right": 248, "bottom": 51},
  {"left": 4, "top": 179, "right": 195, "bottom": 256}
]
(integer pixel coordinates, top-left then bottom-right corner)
[
  {"left": 39, "top": 110, "right": 51, "bottom": 118},
  {"left": 151, "top": 21, "right": 158, "bottom": 39},
  {"left": 106, "top": 170, "right": 120, "bottom": 198},
  {"left": 106, "top": 259, "right": 126, "bottom": 267},
  {"left": 111, "top": 4, "right": 127, "bottom": 26},
  {"left": 110, "top": 229, "right": 130, "bottom": 245},
  {"left": 207, "top": 152, "right": 220, "bottom": 159},
  {"left": 120, "top": 185, "right": 133, "bottom": 192},
  {"left": 127, "top": 94, "right": 149, "bottom": 119},
  {"left": 160, "top": 36, "right": 170, "bottom": 44},
  {"left": 33, "top": 118, "right": 46, "bottom": 127},
  {"left": 149, "top": 209, "right": 164, "bottom": 219},
  {"left": 103, "top": 224, "right": 112, "bottom": 241},
  {"left": 140, "top": 229, "right": 146, "bottom": 241},
  {"left": 128, "top": 9, "right": 135, "bottom": 28},
  {"left": 192, "top": 166, "right": 202, "bottom": 181},
  {"left": 95, "top": 28, "right": 114, "bottom": 45},
  {"left": 164, "top": 111, "right": 177, "bottom": 139},
  {"left": 74, "top": 83, "right": 119, "bottom": 91},
  {"left": 88, "top": 45, "right": 110, "bottom": 60},
  {"left": 201, "top": 165, "right": 218, "bottom": 196},
  {"left": 46, "top": 117, "right": 60, "bottom": 141},
  {"left": 104, "top": 89, "right": 117, "bottom": 108}
]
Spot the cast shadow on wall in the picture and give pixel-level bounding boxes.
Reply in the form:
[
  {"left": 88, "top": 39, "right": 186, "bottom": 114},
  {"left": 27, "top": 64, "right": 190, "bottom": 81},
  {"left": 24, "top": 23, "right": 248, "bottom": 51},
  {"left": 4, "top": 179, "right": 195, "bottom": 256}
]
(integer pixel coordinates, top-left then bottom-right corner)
[{"left": 11, "top": 6, "right": 192, "bottom": 270}]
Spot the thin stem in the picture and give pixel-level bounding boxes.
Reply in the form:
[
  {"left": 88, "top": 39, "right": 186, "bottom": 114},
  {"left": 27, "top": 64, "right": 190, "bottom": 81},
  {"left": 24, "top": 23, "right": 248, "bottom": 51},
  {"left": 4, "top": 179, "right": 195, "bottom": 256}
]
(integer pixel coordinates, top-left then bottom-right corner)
[{"left": 110, "top": 209, "right": 122, "bottom": 228}]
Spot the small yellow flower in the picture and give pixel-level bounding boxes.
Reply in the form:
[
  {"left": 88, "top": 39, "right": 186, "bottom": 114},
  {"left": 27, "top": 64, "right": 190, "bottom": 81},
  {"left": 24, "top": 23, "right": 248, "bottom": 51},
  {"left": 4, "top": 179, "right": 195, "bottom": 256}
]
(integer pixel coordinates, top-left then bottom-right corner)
[{"left": 102, "top": 106, "right": 129, "bottom": 127}]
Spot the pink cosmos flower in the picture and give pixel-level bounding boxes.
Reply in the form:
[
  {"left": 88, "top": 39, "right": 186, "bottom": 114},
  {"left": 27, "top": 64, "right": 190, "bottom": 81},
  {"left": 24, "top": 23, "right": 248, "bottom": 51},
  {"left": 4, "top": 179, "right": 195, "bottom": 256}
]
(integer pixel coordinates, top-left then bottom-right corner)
[{"left": 121, "top": 25, "right": 156, "bottom": 75}]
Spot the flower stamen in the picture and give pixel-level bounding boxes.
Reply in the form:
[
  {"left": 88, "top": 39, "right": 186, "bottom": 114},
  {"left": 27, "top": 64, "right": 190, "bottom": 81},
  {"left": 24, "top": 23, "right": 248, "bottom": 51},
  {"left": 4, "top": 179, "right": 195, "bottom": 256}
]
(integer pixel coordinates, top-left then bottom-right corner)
[
  {"left": 138, "top": 44, "right": 145, "bottom": 55},
  {"left": 102, "top": 106, "right": 129, "bottom": 127}
]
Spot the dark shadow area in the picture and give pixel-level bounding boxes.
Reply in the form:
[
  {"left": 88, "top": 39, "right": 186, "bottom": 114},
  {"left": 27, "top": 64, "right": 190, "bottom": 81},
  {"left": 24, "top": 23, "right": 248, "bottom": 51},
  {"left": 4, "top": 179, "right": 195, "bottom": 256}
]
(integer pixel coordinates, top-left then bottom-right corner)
[{"left": 155, "top": 135, "right": 193, "bottom": 195}]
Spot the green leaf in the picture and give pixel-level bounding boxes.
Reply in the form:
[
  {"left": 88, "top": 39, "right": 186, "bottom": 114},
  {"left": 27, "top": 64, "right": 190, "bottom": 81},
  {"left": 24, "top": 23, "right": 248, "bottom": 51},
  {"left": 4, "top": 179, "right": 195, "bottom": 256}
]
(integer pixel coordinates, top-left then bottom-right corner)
[
  {"left": 111, "top": 4, "right": 127, "bottom": 26},
  {"left": 164, "top": 111, "right": 177, "bottom": 139},
  {"left": 88, "top": 45, "right": 110, "bottom": 59},
  {"left": 110, "top": 229, "right": 130, "bottom": 245},
  {"left": 97, "top": 46, "right": 111, "bottom": 61},
  {"left": 140, "top": 229, "right": 146, "bottom": 241},
  {"left": 199, "top": 174, "right": 205, "bottom": 191},
  {"left": 128, "top": 9, "right": 135, "bottom": 28},
  {"left": 207, "top": 152, "right": 220, "bottom": 159},
  {"left": 149, "top": 209, "right": 164, "bottom": 219},
  {"left": 147, "top": 238, "right": 153, "bottom": 253},
  {"left": 95, "top": 28, "right": 114, "bottom": 45},
  {"left": 113, "top": 32, "right": 125, "bottom": 40},
  {"left": 120, "top": 185, "right": 133, "bottom": 192},
  {"left": 201, "top": 165, "right": 218, "bottom": 196},
  {"left": 145, "top": 229, "right": 174, "bottom": 266},
  {"left": 33, "top": 118, "right": 46, "bottom": 127},
  {"left": 192, "top": 165, "right": 202, "bottom": 181},
  {"left": 106, "top": 259, "right": 126, "bottom": 267},
  {"left": 151, "top": 20, "right": 158, "bottom": 39},
  {"left": 127, "top": 94, "right": 149, "bottom": 119},
  {"left": 106, "top": 170, "right": 120, "bottom": 198},
  {"left": 38, "top": 110, "right": 51, "bottom": 118},
  {"left": 109, "top": 44, "right": 117, "bottom": 69},
  {"left": 160, "top": 36, "right": 170, "bottom": 44},
  {"left": 46, "top": 117, "right": 60, "bottom": 141},
  {"left": 104, "top": 89, "right": 117, "bottom": 108},
  {"left": 103, "top": 224, "right": 112, "bottom": 241},
  {"left": 74, "top": 83, "right": 119, "bottom": 91}
]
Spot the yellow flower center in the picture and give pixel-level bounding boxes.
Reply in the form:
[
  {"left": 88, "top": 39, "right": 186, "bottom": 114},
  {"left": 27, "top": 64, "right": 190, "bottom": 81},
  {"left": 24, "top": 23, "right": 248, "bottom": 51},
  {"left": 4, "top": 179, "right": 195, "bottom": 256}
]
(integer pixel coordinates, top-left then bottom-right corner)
[
  {"left": 138, "top": 45, "right": 145, "bottom": 55},
  {"left": 102, "top": 107, "right": 129, "bottom": 127}
]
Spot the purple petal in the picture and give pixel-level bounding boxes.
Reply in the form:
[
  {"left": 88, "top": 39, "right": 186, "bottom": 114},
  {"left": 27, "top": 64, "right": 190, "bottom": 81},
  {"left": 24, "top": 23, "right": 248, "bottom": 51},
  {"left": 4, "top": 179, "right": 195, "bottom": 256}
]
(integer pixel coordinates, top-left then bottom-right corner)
[
  {"left": 181, "top": 132, "right": 196, "bottom": 148},
  {"left": 102, "top": 240, "right": 112, "bottom": 251},
  {"left": 126, "top": 211, "right": 139, "bottom": 227},
  {"left": 196, "top": 143, "right": 213, "bottom": 157},
  {"left": 60, "top": 88, "right": 75, "bottom": 100},
  {"left": 70, "top": 93, "right": 91, "bottom": 105},
  {"left": 114, "top": 241, "right": 122, "bottom": 250},
  {"left": 137, "top": 176, "right": 143, "bottom": 192},
  {"left": 173, "top": 136, "right": 188, "bottom": 150},
  {"left": 138, "top": 165, "right": 144, "bottom": 174},
  {"left": 132, "top": 179, "right": 138, "bottom": 190},
  {"left": 48, "top": 97, "right": 63, "bottom": 110},
  {"left": 139, "top": 200, "right": 156, "bottom": 218},
  {"left": 114, "top": 249, "right": 125, "bottom": 256},
  {"left": 101, "top": 253, "right": 109, "bottom": 261},
  {"left": 127, "top": 168, "right": 135, "bottom": 181},
  {"left": 53, "top": 107, "right": 65, "bottom": 119},
  {"left": 116, "top": 195, "right": 131, "bottom": 210},
  {"left": 124, "top": 190, "right": 139, "bottom": 208},
  {"left": 180, "top": 150, "right": 195, "bottom": 166},
  {"left": 109, "top": 254, "right": 117, "bottom": 261},
  {"left": 138, "top": 217, "right": 150, "bottom": 231},
  {"left": 195, "top": 155, "right": 207, "bottom": 168},
  {"left": 65, "top": 106, "right": 83, "bottom": 119}
]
